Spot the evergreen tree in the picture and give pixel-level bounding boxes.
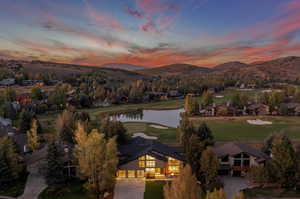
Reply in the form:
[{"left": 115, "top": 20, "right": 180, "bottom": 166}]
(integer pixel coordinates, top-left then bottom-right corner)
[
  {"left": 0, "top": 154, "right": 13, "bottom": 190},
  {"left": 100, "top": 118, "right": 128, "bottom": 144},
  {"left": 0, "top": 137, "right": 25, "bottom": 179},
  {"left": 19, "top": 110, "right": 34, "bottom": 134},
  {"left": 164, "top": 165, "right": 202, "bottom": 199},
  {"left": 271, "top": 135, "right": 298, "bottom": 188},
  {"left": 31, "top": 87, "right": 43, "bottom": 100},
  {"left": 45, "top": 142, "right": 66, "bottom": 187},
  {"left": 56, "top": 110, "right": 76, "bottom": 143}
]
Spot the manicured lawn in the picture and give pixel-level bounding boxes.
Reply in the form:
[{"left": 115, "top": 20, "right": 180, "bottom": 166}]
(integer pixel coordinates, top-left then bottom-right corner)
[
  {"left": 0, "top": 173, "right": 28, "bottom": 197},
  {"left": 124, "top": 116, "right": 300, "bottom": 143},
  {"left": 124, "top": 122, "right": 178, "bottom": 143},
  {"left": 192, "top": 116, "right": 300, "bottom": 142},
  {"left": 244, "top": 187, "right": 300, "bottom": 198},
  {"left": 144, "top": 181, "right": 167, "bottom": 199},
  {"left": 39, "top": 180, "right": 92, "bottom": 199}
]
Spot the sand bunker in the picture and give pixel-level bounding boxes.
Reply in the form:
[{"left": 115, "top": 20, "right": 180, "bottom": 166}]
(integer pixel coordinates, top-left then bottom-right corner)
[
  {"left": 132, "top": 133, "right": 158, "bottom": 140},
  {"left": 247, "top": 119, "right": 272, "bottom": 125},
  {"left": 215, "top": 95, "right": 224, "bottom": 98},
  {"left": 149, "top": 124, "right": 168, "bottom": 129}
]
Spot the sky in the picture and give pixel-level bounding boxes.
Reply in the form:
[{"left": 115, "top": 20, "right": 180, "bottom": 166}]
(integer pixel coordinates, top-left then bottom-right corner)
[{"left": 0, "top": 0, "right": 300, "bottom": 67}]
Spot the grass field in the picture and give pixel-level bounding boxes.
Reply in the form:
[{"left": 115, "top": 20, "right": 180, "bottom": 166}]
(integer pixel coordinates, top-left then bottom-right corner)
[
  {"left": 192, "top": 116, "right": 300, "bottom": 142},
  {"left": 144, "top": 181, "right": 166, "bottom": 199},
  {"left": 123, "top": 116, "right": 300, "bottom": 143}
]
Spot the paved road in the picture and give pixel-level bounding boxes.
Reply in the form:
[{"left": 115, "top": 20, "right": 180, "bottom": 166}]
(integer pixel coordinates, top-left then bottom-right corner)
[
  {"left": 114, "top": 179, "right": 145, "bottom": 199},
  {"left": 222, "top": 177, "right": 249, "bottom": 199},
  {"left": 17, "top": 165, "right": 47, "bottom": 199}
]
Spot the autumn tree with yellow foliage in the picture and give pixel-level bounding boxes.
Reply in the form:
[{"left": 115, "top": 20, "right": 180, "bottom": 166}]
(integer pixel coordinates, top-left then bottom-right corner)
[
  {"left": 74, "top": 122, "right": 118, "bottom": 199},
  {"left": 27, "top": 119, "right": 40, "bottom": 151}
]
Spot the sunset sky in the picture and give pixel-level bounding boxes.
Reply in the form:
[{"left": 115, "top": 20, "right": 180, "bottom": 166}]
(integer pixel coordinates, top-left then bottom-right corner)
[{"left": 0, "top": 0, "right": 300, "bottom": 67}]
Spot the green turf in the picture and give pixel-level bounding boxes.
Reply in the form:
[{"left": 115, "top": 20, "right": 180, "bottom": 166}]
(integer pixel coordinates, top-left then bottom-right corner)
[
  {"left": 144, "top": 181, "right": 167, "bottom": 199},
  {"left": 38, "top": 180, "right": 92, "bottom": 199},
  {"left": 124, "top": 116, "right": 300, "bottom": 143},
  {"left": 193, "top": 116, "right": 300, "bottom": 142}
]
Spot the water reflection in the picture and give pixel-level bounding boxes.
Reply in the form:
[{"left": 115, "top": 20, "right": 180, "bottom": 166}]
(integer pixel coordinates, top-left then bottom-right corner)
[{"left": 112, "top": 108, "right": 184, "bottom": 128}]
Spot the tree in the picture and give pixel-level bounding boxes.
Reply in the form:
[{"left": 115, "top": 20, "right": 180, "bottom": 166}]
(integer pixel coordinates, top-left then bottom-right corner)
[
  {"left": 164, "top": 165, "right": 202, "bottom": 199},
  {"left": 56, "top": 110, "right": 76, "bottom": 143},
  {"left": 3, "top": 87, "right": 16, "bottom": 102},
  {"left": 184, "top": 94, "right": 199, "bottom": 116},
  {"left": 0, "top": 154, "right": 13, "bottom": 190},
  {"left": 27, "top": 119, "right": 40, "bottom": 151},
  {"left": 261, "top": 133, "right": 277, "bottom": 155},
  {"left": 31, "top": 87, "right": 43, "bottom": 100},
  {"left": 205, "top": 189, "right": 226, "bottom": 199},
  {"left": 232, "top": 192, "right": 246, "bottom": 199},
  {"left": 45, "top": 142, "right": 66, "bottom": 188},
  {"left": 99, "top": 118, "right": 128, "bottom": 144},
  {"left": 0, "top": 137, "right": 25, "bottom": 179},
  {"left": 200, "top": 147, "right": 220, "bottom": 191},
  {"left": 202, "top": 92, "right": 214, "bottom": 106},
  {"left": 74, "top": 123, "right": 118, "bottom": 199},
  {"left": 19, "top": 110, "right": 34, "bottom": 134},
  {"left": 271, "top": 135, "right": 298, "bottom": 188}
]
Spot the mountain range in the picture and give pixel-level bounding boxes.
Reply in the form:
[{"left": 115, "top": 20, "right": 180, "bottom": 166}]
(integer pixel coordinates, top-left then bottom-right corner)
[{"left": 1, "top": 56, "right": 299, "bottom": 82}]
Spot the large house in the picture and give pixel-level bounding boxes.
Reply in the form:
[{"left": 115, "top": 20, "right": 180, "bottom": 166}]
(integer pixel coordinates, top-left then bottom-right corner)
[
  {"left": 213, "top": 142, "right": 269, "bottom": 176},
  {"left": 117, "top": 137, "right": 184, "bottom": 179}
]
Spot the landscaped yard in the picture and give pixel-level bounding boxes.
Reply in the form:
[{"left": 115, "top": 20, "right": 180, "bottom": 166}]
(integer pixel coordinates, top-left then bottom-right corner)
[{"left": 144, "top": 181, "right": 167, "bottom": 199}]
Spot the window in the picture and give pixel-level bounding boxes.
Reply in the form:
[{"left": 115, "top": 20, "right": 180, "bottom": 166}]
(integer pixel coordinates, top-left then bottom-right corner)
[
  {"left": 221, "top": 156, "right": 229, "bottom": 162},
  {"left": 137, "top": 170, "right": 144, "bottom": 178},
  {"left": 146, "top": 155, "right": 155, "bottom": 160},
  {"left": 117, "top": 170, "right": 126, "bottom": 178},
  {"left": 127, "top": 170, "right": 135, "bottom": 178},
  {"left": 139, "top": 160, "right": 145, "bottom": 168},
  {"left": 243, "top": 159, "right": 250, "bottom": 166},
  {"left": 146, "top": 160, "right": 155, "bottom": 167},
  {"left": 234, "top": 159, "right": 241, "bottom": 166},
  {"left": 168, "top": 157, "right": 180, "bottom": 165},
  {"left": 243, "top": 153, "right": 250, "bottom": 158}
]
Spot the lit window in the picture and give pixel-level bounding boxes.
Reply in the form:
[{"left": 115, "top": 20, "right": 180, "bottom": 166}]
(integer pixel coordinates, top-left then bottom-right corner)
[
  {"left": 146, "top": 155, "right": 155, "bottom": 160},
  {"left": 139, "top": 160, "right": 145, "bottom": 168},
  {"left": 127, "top": 170, "right": 135, "bottom": 178},
  {"left": 146, "top": 160, "right": 155, "bottom": 167},
  {"left": 117, "top": 170, "right": 126, "bottom": 178}
]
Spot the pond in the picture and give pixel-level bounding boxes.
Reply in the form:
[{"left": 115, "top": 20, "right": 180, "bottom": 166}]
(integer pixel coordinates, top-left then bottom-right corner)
[{"left": 112, "top": 108, "right": 184, "bottom": 128}]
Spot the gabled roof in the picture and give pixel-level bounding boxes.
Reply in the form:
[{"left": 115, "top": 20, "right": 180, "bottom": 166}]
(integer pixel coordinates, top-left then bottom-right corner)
[
  {"left": 213, "top": 142, "right": 269, "bottom": 162},
  {"left": 118, "top": 136, "right": 184, "bottom": 165}
]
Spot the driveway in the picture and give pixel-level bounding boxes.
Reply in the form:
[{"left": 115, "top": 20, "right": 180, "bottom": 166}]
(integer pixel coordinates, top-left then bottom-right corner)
[
  {"left": 114, "top": 179, "right": 145, "bottom": 199},
  {"left": 221, "top": 177, "right": 249, "bottom": 199}
]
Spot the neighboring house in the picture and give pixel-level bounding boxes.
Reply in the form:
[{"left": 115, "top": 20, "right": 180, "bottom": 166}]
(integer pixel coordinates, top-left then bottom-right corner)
[
  {"left": 16, "top": 93, "right": 32, "bottom": 105},
  {"left": 117, "top": 137, "right": 184, "bottom": 179},
  {"left": 247, "top": 104, "right": 270, "bottom": 115},
  {"left": 0, "top": 122, "right": 28, "bottom": 154},
  {"left": 213, "top": 142, "right": 269, "bottom": 176},
  {"left": 285, "top": 103, "right": 300, "bottom": 116},
  {"left": 0, "top": 78, "right": 15, "bottom": 86}
]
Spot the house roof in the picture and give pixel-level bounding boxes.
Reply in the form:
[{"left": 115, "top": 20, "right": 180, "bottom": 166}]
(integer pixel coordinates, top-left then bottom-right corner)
[
  {"left": 213, "top": 142, "right": 269, "bottom": 162},
  {"left": 118, "top": 136, "right": 184, "bottom": 165}
]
